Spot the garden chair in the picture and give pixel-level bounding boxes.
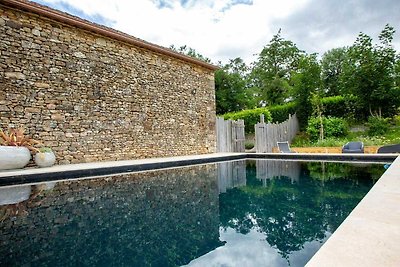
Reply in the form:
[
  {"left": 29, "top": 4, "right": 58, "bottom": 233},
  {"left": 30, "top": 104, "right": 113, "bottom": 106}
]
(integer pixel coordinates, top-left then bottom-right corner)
[
  {"left": 277, "top": 141, "right": 295, "bottom": 153},
  {"left": 342, "top": 141, "right": 364, "bottom": 153},
  {"left": 377, "top": 144, "right": 400, "bottom": 153}
]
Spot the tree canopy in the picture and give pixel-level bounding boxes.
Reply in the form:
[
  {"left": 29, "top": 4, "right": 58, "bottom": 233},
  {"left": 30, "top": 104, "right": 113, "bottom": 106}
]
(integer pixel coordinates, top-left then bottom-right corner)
[{"left": 171, "top": 25, "right": 400, "bottom": 126}]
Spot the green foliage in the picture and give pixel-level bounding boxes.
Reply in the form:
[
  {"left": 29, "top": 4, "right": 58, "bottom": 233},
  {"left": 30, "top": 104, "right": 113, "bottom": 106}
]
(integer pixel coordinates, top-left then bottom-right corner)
[
  {"left": 169, "top": 45, "right": 211, "bottom": 63},
  {"left": 291, "top": 54, "right": 322, "bottom": 129},
  {"left": 251, "top": 29, "right": 303, "bottom": 105},
  {"left": 210, "top": 25, "right": 399, "bottom": 126},
  {"left": 320, "top": 95, "right": 360, "bottom": 119},
  {"left": 307, "top": 116, "right": 348, "bottom": 141},
  {"left": 245, "top": 141, "right": 254, "bottom": 149},
  {"left": 223, "top": 108, "right": 272, "bottom": 133},
  {"left": 268, "top": 102, "right": 297, "bottom": 123},
  {"left": 393, "top": 114, "right": 400, "bottom": 126},
  {"left": 367, "top": 116, "right": 390, "bottom": 136},
  {"left": 262, "top": 77, "right": 291, "bottom": 105},
  {"left": 339, "top": 24, "right": 399, "bottom": 118},
  {"left": 215, "top": 58, "right": 252, "bottom": 114},
  {"left": 321, "top": 47, "right": 348, "bottom": 96},
  {"left": 293, "top": 124, "right": 400, "bottom": 147}
]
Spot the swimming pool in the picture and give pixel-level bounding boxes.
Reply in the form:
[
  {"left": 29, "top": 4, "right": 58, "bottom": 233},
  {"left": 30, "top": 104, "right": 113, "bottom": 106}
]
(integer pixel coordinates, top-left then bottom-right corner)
[{"left": 0, "top": 159, "right": 385, "bottom": 266}]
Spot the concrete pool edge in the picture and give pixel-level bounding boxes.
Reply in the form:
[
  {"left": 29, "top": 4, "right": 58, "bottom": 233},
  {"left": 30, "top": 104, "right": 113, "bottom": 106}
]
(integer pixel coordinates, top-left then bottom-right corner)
[
  {"left": 0, "top": 152, "right": 397, "bottom": 186},
  {"left": 306, "top": 155, "right": 400, "bottom": 267},
  {"left": 0, "top": 153, "right": 246, "bottom": 186}
]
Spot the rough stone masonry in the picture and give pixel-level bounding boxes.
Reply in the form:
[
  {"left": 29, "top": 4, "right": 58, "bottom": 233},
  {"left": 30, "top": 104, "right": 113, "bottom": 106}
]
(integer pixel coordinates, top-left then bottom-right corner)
[{"left": 0, "top": 1, "right": 217, "bottom": 164}]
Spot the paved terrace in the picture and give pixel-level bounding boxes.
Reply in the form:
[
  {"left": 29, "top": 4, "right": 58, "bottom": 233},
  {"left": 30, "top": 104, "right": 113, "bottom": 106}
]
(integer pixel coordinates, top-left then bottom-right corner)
[{"left": 0, "top": 152, "right": 399, "bottom": 265}]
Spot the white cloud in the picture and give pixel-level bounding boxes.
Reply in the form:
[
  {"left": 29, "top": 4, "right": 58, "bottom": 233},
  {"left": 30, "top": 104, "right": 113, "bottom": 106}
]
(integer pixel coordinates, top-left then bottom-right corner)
[
  {"left": 35, "top": 0, "right": 311, "bottom": 64},
  {"left": 34, "top": 0, "right": 400, "bottom": 65}
]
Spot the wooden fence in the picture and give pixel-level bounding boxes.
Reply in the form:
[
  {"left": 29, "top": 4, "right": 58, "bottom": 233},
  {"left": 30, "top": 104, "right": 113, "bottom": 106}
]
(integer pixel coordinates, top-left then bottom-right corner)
[
  {"left": 256, "top": 160, "right": 300, "bottom": 186},
  {"left": 217, "top": 160, "right": 246, "bottom": 193},
  {"left": 216, "top": 117, "right": 245, "bottom": 152},
  {"left": 255, "top": 114, "right": 299, "bottom": 153}
]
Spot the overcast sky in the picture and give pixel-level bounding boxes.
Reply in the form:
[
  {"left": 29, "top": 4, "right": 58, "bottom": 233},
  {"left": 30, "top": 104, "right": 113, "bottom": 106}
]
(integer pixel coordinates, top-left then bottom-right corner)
[{"left": 33, "top": 0, "right": 400, "bottom": 65}]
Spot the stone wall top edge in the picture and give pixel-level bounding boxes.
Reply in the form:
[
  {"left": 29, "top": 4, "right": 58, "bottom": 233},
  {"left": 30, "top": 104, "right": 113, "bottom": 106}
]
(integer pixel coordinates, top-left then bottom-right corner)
[{"left": 1, "top": 0, "right": 219, "bottom": 71}]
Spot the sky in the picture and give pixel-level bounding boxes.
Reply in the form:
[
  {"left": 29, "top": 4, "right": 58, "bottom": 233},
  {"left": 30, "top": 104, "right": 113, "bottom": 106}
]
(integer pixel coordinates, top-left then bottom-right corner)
[{"left": 33, "top": 0, "right": 400, "bottom": 65}]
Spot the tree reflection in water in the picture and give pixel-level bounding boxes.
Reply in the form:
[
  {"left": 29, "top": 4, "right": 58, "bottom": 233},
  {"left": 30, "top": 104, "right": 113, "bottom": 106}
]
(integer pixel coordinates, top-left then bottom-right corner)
[{"left": 218, "top": 160, "right": 383, "bottom": 262}]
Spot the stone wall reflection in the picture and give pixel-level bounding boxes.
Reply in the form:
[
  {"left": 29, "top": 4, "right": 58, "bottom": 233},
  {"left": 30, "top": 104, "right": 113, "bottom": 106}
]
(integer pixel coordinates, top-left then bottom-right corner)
[{"left": 0, "top": 165, "right": 221, "bottom": 267}]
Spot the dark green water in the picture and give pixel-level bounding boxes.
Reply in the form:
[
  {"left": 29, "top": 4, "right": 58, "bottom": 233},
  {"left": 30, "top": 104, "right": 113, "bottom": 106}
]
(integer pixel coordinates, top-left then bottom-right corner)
[{"left": 0, "top": 160, "right": 385, "bottom": 266}]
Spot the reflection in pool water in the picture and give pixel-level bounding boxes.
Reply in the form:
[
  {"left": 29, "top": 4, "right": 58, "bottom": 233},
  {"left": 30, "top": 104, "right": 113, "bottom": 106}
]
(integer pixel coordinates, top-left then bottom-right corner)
[{"left": 0, "top": 160, "right": 384, "bottom": 266}]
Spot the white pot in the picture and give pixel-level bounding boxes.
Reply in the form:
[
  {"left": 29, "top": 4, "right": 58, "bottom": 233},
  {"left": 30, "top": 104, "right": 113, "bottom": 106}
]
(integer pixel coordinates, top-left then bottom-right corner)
[
  {"left": 0, "top": 185, "right": 31, "bottom": 205},
  {"left": 35, "top": 151, "right": 56, "bottom": 167},
  {"left": 0, "top": 146, "right": 31, "bottom": 170}
]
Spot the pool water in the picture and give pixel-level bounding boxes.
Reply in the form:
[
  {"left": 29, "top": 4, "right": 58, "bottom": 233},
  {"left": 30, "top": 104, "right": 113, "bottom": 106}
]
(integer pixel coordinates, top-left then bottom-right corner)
[{"left": 0, "top": 160, "right": 385, "bottom": 266}]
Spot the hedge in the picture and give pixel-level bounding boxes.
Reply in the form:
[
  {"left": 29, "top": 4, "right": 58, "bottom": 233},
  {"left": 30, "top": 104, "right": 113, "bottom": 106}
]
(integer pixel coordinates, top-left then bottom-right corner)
[
  {"left": 320, "top": 95, "right": 360, "bottom": 119},
  {"left": 269, "top": 102, "right": 297, "bottom": 123},
  {"left": 223, "top": 108, "right": 272, "bottom": 133}
]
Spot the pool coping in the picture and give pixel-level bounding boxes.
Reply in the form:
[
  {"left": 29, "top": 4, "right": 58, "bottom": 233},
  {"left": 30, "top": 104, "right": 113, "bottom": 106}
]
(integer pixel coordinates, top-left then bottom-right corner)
[{"left": 0, "top": 152, "right": 397, "bottom": 186}]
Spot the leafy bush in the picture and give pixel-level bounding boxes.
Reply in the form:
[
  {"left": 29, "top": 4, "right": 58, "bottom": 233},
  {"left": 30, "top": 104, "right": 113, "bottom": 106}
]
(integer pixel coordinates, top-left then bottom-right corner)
[
  {"left": 393, "top": 115, "right": 400, "bottom": 126},
  {"left": 268, "top": 102, "right": 297, "bottom": 123},
  {"left": 245, "top": 141, "right": 254, "bottom": 149},
  {"left": 320, "top": 95, "right": 360, "bottom": 119},
  {"left": 291, "top": 132, "right": 311, "bottom": 147},
  {"left": 307, "top": 116, "right": 348, "bottom": 141},
  {"left": 367, "top": 116, "right": 390, "bottom": 136},
  {"left": 223, "top": 108, "right": 272, "bottom": 133}
]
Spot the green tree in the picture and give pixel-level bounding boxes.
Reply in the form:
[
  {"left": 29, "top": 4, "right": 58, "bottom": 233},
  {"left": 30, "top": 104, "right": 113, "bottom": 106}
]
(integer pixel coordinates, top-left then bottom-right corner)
[
  {"left": 291, "top": 54, "right": 322, "bottom": 128},
  {"left": 215, "top": 58, "right": 250, "bottom": 114},
  {"left": 395, "top": 56, "right": 400, "bottom": 90},
  {"left": 251, "top": 30, "right": 303, "bottom": 105},
  {"left": 339, "top": 24, "right": 399, "bottom": 118},
  {"left": 321, "top": 47, "right": 348, "bottom": 96},
  {"left": 169, "top": 45, "right": 212, "bottom": 63}
]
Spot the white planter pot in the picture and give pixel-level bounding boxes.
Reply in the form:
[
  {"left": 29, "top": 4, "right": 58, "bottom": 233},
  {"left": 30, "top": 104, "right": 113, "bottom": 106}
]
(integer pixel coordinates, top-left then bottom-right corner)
[
  {"left": 35, "top": 152, "right": 56, "bottom": 167},
  {"left": 0, "top": 185, "right": 31, "bottom": 205},
  {"left": 0, "top": 146, "right": 31, "bottom": 170}
]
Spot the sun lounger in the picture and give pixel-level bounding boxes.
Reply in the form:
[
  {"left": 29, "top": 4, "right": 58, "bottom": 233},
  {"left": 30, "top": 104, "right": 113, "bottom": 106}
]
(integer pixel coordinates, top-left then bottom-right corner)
[{"left": 277, "top": 141, "right": 295, "bottom": 153}]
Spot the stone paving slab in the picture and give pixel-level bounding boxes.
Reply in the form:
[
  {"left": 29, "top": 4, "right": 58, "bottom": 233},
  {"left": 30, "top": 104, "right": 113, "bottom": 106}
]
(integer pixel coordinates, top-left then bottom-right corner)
[{"left": 306, "top": 155, "right": 400, "bottom": 266}]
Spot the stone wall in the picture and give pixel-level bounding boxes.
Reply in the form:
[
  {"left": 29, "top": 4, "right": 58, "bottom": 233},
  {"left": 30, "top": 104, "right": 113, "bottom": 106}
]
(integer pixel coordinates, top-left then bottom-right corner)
[{"left": 0, "top": 3, "right": 216, "bottom": 164}]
